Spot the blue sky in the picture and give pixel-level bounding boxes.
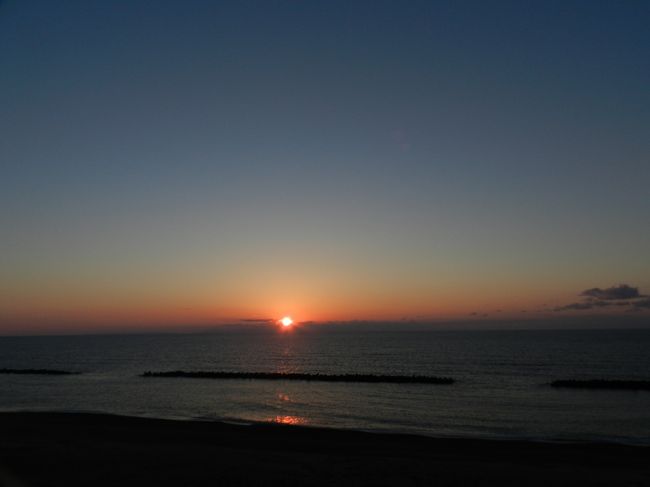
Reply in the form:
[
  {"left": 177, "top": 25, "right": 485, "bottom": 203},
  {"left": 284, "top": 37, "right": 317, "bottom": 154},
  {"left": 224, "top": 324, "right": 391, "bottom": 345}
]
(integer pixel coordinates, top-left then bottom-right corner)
[{"left": 1, "top": 0, "right": 649, "bottom": 331}]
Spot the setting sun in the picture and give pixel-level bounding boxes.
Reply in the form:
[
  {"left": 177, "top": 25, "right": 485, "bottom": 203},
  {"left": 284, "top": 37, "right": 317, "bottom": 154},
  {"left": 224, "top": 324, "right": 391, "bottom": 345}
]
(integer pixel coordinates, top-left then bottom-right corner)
[{"left": 279, "top": 316, "right": 293, "bottom": 327}]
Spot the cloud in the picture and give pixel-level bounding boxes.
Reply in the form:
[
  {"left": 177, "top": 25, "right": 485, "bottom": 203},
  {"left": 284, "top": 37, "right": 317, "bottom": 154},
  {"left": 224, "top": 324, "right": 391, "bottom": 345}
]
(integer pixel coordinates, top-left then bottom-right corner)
[
  {"left": 240, "top": 318, "right": 274, "bottom": 323},
  {"left": 555, "top": 283, "right": 649, "bottom": 312},
  {"left": 554, "top": 299, "right": 617, "bottom": 311},
  {"left": 555, "top": 301, "right": 597, "bottom": 311},
  {"left": 580, "top": 284, "right": 645, "bottom": 301}
]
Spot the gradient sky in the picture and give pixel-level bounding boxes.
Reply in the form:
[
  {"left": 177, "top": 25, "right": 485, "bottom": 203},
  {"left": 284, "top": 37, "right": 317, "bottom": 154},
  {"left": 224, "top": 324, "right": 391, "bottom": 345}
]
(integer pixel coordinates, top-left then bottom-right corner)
[{"left": 1, "top": 0, "right": 649, "bottom": 333}]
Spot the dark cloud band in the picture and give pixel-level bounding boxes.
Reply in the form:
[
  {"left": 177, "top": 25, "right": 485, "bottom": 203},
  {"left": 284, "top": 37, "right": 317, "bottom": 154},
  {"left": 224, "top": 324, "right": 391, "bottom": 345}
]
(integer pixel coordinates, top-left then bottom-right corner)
[
  {"left": 580, "top": 285, "right": 645, "bottom": 301},
  {"left": 556, "top": 284, "right": 648, "bottom": 312}
]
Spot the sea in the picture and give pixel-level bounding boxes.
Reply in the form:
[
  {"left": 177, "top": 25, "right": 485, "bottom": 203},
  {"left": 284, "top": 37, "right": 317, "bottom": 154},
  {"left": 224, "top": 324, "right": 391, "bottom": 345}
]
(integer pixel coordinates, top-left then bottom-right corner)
[{"left": 1, "top": 327, "right": 649, "bottom": 445}]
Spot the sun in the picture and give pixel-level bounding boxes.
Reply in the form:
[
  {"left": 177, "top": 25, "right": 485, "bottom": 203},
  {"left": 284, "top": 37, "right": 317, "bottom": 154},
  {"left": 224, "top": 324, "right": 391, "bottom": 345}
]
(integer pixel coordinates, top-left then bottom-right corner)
[{"left": 279, "top": 316, "right": 293, "bottom": 327}]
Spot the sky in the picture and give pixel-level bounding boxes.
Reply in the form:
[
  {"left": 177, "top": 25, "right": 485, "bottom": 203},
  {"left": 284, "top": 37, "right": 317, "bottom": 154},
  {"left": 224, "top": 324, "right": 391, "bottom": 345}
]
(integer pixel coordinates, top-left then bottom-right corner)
[{"left": 1, "top": 0, "right": 649, "bottom": 333}]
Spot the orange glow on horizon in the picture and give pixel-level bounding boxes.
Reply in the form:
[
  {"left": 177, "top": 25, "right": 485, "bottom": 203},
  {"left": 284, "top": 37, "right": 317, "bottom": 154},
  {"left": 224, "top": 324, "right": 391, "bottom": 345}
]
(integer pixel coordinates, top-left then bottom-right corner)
[{"left": 0, "top": 275, "right": 601, "bottom": 333}]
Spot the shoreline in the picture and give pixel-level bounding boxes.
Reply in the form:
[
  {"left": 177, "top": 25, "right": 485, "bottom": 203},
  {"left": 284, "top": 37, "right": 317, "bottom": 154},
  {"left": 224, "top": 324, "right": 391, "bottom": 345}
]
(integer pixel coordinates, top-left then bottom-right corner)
[
  {"left": 3, "top": 407, "right": 650, "bottom": 447},
  {"left": 1, "top": 412, "right": 648, "bottom": 486}
]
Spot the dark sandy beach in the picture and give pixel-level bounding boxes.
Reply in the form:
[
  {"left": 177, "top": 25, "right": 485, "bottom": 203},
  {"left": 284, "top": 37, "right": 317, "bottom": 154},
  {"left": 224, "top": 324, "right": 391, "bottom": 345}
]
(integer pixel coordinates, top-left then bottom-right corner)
[{"left": 0, "top": 412, "right": 648, "bottom": 486}]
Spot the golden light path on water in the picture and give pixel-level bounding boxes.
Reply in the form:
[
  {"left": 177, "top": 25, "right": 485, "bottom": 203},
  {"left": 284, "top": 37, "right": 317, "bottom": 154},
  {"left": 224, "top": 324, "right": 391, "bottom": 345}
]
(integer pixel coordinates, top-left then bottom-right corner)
[
  {"left": 270, "top": 415, "right": 307, "bottom": 426},
  {"left": 266, "top": 328, "right": 307, "bottom": 427}
]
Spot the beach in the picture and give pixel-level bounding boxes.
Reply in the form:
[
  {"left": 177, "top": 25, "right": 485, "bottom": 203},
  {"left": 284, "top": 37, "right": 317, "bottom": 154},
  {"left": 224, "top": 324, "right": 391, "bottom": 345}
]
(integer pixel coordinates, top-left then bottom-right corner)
[{"left": 0, "top": 412, "right": 648, "bottom": 486}]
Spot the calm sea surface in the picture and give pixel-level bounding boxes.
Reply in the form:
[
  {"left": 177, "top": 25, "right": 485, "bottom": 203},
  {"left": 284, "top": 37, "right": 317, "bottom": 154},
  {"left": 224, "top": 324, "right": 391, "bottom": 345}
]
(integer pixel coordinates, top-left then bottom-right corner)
[{"left": 1, "top": 328, "right": 649, "bottom": 444}]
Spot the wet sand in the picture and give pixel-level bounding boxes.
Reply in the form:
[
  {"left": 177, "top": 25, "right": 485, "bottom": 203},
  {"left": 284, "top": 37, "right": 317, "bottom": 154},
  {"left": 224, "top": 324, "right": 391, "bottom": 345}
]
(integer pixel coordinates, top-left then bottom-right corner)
[{"left": 0, "top": 412, "right": 648, "bottom": 486}]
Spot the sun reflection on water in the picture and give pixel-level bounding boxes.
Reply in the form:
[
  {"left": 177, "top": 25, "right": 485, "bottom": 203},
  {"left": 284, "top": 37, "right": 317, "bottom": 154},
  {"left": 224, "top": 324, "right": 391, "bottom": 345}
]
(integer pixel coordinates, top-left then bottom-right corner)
[{"left": 270, "top": 415, "right": 307, "bottom": 425}]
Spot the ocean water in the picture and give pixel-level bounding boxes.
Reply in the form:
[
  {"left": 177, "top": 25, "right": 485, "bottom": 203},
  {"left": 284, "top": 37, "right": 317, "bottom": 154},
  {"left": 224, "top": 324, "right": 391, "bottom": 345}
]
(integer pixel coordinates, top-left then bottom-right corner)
[{"left": 1, "top": 328, "right": 649, "bottom": 444}]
